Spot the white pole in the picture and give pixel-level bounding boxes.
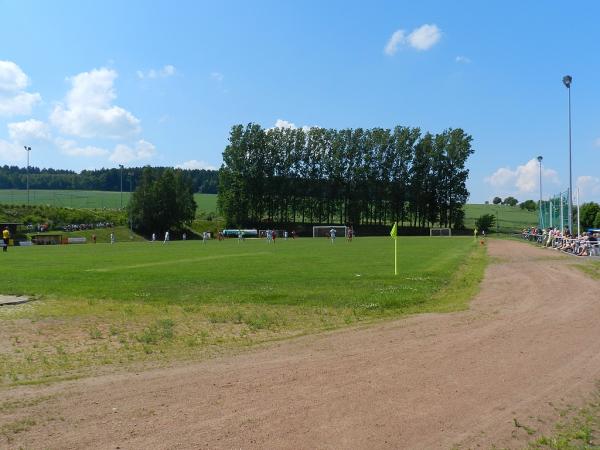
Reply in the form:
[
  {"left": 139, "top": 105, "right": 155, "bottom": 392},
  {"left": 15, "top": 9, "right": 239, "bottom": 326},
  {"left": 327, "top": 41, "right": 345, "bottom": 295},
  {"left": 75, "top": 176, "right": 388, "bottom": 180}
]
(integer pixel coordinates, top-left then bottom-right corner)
[
  {"left": 560, "top": 194, "right": 564, "bottom": 233},
  {"left": 577, "top": 188, "right": 580, "bottom": 236},
  {"left": 549, "top": 197, "right": 553, "bottom": 228}
]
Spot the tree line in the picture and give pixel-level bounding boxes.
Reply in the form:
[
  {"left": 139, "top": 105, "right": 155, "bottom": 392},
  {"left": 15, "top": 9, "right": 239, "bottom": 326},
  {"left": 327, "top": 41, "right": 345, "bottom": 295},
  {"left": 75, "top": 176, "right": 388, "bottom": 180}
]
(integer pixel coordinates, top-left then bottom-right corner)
[
  {"left": 0, "top": 165, "right": 218, "bottom": 194},
  {"left": 218, "top": 123, "right": 474, "bottom": 229}
]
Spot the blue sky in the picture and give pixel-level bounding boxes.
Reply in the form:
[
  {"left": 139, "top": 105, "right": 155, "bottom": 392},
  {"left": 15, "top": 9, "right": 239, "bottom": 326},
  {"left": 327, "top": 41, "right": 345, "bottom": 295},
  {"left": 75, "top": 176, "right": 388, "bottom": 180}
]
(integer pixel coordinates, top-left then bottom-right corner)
[{"left": 1, "top": 0, "right": 599, "bottom": 203}]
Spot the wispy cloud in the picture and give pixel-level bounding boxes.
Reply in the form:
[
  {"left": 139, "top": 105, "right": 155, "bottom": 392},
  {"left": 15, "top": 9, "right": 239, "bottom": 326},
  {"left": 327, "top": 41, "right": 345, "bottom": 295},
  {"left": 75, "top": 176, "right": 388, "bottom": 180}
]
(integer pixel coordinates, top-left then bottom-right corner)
[
  {"left": 137, "top": 65, "right": 176, "bottom": 79},
  {"left": 176, "top": 159, "right": 218, "bottom": 170},
  {"left": 384, "top": 24, "right": 441, "bottom": 55},
  {"left": 455, "top": 55, "right": 471, "bottom": 64},
  {"left": 210, "top": 71, "right": 223, "bottom": 82}
]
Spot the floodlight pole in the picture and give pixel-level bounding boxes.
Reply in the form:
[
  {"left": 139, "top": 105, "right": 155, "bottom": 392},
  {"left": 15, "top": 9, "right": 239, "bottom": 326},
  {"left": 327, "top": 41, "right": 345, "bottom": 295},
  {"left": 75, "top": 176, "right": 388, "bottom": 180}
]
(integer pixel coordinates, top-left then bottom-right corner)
[
  {"left": 119, "top": 164, "right": 124, "bottom": 209},
  {"left": 563, "top": 75, "right": 573, "bottom": 234},
  {"left": 537, "top": 156, "right": 543, "bottom": 228},
  {"left": 24, "top": 146, "right": 32, "bottom": 205}
]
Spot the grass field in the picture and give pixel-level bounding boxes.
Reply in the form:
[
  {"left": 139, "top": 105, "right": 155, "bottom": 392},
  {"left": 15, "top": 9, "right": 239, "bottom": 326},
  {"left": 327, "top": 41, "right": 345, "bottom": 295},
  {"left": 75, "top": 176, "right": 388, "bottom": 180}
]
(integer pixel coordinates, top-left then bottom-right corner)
[
  {"left": 0, "top": 189, "right": 218, "bottom": 214},
  {"left": 464, "top": 203, "right": 538, "bottom": 232},
  {"left": 1, "top": 190, "right": 539, "bottom": 232},
  {"left": 0, "top": 236, "right": 486, "bottom": 385}
]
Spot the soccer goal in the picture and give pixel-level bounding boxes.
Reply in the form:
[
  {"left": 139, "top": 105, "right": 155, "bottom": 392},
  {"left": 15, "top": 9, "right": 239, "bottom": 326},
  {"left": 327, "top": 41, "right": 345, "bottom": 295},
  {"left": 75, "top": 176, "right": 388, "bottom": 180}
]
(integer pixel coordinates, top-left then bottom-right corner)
[
  {"left": 430, "top": 227, "right": 452, "bottom": 237},
  {"left": 313, "top": 225, "right": 347, "bottom": 238}
]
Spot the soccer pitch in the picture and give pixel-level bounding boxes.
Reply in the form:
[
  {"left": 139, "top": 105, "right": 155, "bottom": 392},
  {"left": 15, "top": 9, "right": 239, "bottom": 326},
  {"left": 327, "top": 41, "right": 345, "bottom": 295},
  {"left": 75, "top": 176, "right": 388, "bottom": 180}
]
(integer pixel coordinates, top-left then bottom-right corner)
[
  {"left": 7, "top": 237, "right": 477, "bottom": 307},
  {"left": 1, "top": 236, "right": 485, "bottom": 384}
]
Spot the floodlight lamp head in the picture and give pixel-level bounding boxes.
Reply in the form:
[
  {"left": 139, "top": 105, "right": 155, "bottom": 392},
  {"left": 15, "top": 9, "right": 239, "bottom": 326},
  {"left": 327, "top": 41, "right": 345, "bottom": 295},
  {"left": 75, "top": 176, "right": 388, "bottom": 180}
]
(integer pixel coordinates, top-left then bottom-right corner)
[
  {"left": 537, "top": 155, "right": 543, "bottom": 163},
  {"left": 562, "top": 75, "right": 572, "bottom": 88}
]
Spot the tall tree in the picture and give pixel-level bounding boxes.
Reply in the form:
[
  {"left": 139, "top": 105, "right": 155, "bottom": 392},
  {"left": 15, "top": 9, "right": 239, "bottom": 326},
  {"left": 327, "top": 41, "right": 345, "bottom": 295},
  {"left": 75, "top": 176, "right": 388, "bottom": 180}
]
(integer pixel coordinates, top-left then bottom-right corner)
[{"left": 129, "top": 167, "right": 196, "bottom": 234}]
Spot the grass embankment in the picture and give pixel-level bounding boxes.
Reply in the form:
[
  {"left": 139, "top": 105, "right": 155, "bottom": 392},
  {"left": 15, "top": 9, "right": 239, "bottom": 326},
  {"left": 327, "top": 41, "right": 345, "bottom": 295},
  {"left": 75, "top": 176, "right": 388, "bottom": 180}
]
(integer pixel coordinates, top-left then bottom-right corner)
[
  {"left": 0, "top": 236, "right": 487, "bottom": 386},
  {"left": 575, "top": 260, "right": 600, "bottom": 280}
]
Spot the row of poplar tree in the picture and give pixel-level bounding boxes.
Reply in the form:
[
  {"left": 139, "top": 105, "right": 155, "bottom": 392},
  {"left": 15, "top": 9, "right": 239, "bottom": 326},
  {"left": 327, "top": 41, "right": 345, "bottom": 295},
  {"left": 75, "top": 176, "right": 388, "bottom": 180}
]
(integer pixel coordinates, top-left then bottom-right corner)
[{"left": 218, "top": 123, "right": 474, "bottom": 229}]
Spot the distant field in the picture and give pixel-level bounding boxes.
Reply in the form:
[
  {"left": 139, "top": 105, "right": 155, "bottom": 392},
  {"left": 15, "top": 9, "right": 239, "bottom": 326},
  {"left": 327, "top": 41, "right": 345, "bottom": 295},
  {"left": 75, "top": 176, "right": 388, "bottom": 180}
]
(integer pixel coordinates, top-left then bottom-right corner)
[
  {"left": 463, "top": 204, "right": 537, "bottom": 233},
  {"left": 0, "top": 236, "right": 485, "bottom": 384},
  {"left": 0, "top": 189, "right": 218, "bottom": 213},
  {"left": 0, "top": 190, "right": 536, "bottom": 232}
]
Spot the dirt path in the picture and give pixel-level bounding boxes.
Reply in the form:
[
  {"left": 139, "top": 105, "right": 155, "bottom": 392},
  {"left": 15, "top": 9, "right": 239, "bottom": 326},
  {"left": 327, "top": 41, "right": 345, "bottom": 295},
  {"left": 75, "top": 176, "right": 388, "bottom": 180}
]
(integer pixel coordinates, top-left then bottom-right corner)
[{"left": 2, "top": 240, "right": 600, "bottom": 449}]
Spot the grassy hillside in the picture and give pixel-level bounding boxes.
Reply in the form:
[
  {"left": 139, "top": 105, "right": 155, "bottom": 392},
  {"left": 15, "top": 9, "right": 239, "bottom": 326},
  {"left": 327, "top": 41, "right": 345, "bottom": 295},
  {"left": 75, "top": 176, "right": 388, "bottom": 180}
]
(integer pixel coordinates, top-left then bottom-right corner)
[
  {"left": 463, "top": 204, "right": 538, "bottom": 232},
  {"left": 0, "top": 190, "right": 538, "bottom": 232},
  {"left": 0, "top": 189, "right": 218, "bottom": 213}
]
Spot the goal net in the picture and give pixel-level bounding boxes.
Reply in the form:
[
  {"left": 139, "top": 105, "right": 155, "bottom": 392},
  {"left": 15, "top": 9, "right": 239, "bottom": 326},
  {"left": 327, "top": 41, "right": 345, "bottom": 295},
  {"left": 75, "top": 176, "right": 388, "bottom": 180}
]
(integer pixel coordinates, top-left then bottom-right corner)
[
  {"left": 430, "top": 227, "right": 452, "bottom": 237},
  {"left": 313, "top": 225, "right": 347, "bottom": 238}
]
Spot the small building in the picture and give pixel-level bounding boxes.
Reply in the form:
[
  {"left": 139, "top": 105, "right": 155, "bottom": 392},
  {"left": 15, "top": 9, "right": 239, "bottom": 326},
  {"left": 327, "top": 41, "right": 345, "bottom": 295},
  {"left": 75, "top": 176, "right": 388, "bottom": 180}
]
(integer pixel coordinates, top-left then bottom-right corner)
[{"left": 31, "top": 234, "right": 63, "bottom": 245}]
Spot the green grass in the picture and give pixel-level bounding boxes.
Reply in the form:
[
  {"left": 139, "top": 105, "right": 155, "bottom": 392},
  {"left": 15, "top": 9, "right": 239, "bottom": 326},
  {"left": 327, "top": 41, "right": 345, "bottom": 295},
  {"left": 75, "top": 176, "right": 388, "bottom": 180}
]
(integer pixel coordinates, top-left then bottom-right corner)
[
  {"left": 575, "top": 260, "right": 600, "bottom": 280},
  {"left": 523, "top": 387, "right": 600, "bottom": 449},
  {"left": 0, "top": 189, "right": 218, "bottom": 213},
  {"left": 464, "top": 204, "right": 538, "bottom": 233},
  {"left": 0, "top": 236, "right": 486, "bottom": 385}
]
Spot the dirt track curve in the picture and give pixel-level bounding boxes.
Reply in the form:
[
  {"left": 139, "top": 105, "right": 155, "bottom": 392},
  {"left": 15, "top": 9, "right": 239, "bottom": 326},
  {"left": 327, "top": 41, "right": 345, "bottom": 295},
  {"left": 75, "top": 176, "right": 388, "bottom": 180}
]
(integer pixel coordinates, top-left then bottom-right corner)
[{"left": 3, "top": 239, "right": 600, "bottom": 449}]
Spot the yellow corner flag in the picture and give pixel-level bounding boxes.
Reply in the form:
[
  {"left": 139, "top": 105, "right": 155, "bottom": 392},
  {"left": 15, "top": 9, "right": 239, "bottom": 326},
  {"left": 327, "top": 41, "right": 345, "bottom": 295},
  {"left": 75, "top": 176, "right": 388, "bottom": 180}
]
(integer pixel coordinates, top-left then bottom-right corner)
[{"left": 390, "top": 222, "right": 398, "bottom": 275}]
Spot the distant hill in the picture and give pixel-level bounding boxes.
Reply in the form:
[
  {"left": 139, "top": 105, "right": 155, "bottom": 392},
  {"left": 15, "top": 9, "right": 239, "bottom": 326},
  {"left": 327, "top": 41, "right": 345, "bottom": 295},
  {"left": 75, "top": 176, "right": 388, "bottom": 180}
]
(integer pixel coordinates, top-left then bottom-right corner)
[
  {"left": 0, "top": 190, "right": 538, "bottom": 232},
  {"left": 463, "top": 204, "right": 537, "bottom": 233},
  {"left": 0, "top": 189, "right": 218, "bottom": 214}
]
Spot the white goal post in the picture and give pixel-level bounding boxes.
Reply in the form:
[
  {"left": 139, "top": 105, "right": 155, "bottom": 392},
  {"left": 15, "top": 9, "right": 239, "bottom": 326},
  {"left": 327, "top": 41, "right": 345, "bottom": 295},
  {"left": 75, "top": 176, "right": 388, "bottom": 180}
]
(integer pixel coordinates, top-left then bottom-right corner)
[
  {"left": 430, "top": 227, "right": 452, "bottom": 237},
  {"left": 313, "top": 225, "right": 348, "bottom": 238}
]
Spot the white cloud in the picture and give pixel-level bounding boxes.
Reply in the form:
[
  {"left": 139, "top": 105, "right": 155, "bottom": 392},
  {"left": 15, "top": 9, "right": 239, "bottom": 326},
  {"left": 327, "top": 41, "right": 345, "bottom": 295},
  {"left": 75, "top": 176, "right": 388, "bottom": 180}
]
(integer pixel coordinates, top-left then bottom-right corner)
[
  {"left": 274, "top": 119, "right": 297, "bottom": 129},
  {"left": 210, "top": 72, "right": 223, "bottom": 82},
  {"left": 176, "top": 159, "right": 218, "bottom": 170},
  {"left": 0, "top": 61, "right": 42, "bottom": 116},
  {"left": 0, "top": 139, "right": 26, "bottom": 162},
  {"left": 137, "top": 65, "right": 176, "bottom": 79},
  {"left": 577, "top": 176, "right": 600, "bottom": 202},
  {"left": 8, "top": 119, "right": 51, "bottom": 142},
  {"left": 0, "top": 60, "right": 29, "bottom": 91},
  {"left": 271, "top": 119, "right": 317, "bottom": 132},
  {"left": 384, "top": 30, "right": 406, "bottom": 56},
  {"left": 384, "top": 24, "right": 441, "bottom": 55},
  {"left": 485, "top": 158, "right": 560, "bottom": 195},
  {"left": 55, "top": 137, "right": 109, "bottom": 157},
  {"left": 455, "top": 55, "right": 471, "bottom": 64},
  {"left": 407, "top": 24, "right": 441, "bottom": 51},
  {"left": 50, "top": 67, "right": 141, "bottom": 139},
  {"left": 109, "top": 139, "right": 156, "bottom": 164}
]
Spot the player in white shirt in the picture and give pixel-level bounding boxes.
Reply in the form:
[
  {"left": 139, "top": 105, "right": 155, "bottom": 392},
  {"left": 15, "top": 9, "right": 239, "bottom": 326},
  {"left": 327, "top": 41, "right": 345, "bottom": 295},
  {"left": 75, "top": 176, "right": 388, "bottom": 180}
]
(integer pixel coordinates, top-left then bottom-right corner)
[{"left": 329, "top": 228, "right": 336, "bottom": 243}]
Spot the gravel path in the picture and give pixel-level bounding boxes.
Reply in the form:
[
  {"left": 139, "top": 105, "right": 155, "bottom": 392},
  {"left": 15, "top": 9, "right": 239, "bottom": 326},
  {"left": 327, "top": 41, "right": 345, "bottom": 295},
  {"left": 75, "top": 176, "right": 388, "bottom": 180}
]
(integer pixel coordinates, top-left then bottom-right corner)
[{"left": 2, "top": 239, "right": 600, "bottom": 449}]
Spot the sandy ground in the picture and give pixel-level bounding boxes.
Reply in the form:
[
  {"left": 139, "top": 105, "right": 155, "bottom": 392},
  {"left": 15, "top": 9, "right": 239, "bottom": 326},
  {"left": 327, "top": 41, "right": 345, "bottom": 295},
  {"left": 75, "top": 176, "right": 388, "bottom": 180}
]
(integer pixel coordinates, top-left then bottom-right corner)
[{"left": 2, "top": 239, "right": 600, "bottom": 449}]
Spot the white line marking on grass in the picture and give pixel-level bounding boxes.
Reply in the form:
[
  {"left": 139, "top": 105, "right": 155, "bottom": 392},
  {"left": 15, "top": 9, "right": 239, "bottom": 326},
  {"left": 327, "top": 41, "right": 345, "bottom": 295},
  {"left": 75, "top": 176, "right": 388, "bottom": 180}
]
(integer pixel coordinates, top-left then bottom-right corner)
[{"left": 86, "top": 252, "right": 270, "bottom": 272}]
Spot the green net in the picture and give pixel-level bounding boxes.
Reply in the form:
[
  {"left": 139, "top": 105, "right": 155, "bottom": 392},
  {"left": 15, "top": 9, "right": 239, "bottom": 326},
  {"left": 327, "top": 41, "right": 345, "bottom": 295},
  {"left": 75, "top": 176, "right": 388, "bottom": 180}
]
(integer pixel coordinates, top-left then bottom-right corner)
[{"left": 539, "top": 190, "right": 570, "bottom": 231}]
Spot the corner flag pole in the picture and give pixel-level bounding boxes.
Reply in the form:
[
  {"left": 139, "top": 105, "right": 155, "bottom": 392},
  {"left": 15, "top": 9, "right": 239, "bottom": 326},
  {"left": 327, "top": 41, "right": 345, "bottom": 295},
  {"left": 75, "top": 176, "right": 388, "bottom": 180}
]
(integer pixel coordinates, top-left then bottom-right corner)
[{"left": 390, "top": 222, "right": 398, "bottom": 275}]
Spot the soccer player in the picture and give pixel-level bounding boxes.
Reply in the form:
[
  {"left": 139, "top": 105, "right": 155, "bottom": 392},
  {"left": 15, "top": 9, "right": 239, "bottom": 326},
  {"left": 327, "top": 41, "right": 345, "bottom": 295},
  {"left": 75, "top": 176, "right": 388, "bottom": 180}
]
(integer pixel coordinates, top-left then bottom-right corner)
[
  {"left": 238, "top": 229, "right": 243, "bottom": 242},
  {"left": 151, "top": 233, "right": 156, "bottom": 242},
  {"left": 110, "top": 232, "right": 115, "bottom": 244},
  {"left": 346, "top": 227, "right": 353, "bottom": 242},
  {"left": 2, "top": 226, "right": 9, "bottom": 252},
  {"left": 202, "top": 231, "right": 208, "bottom": 243},
  {"left": 163, "top": 231, "right": 170, "bottom": 244},
  {"left": 329, "top": 228, "right": 336, "bottom": 243}
]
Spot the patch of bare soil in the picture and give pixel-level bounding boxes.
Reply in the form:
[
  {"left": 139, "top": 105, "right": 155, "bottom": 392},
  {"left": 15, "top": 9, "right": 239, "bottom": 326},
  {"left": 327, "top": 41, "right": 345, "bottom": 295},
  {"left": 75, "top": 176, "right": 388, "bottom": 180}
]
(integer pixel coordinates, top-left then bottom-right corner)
[{"left": 2, "top": 240, "right": 600, "bottom": 449}]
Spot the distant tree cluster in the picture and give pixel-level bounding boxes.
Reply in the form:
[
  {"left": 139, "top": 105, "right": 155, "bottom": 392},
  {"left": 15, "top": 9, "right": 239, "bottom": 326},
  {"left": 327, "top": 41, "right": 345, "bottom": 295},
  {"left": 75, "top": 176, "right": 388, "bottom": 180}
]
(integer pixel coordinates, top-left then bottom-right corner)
[
  {"left": 492, "top": 196, "right": 520, "bottom": 207},
  {"left": 0, "top": 165, "right": 218, "bottom": 194},
  {"left": 580, "top": 202, "right": 600, "bottom": 229},
  {"left": 219, "top": 123, "right": 474, "bottom": 229},
  {"left": 128, "top": 168, "right": 197, "bottom": 234}
]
